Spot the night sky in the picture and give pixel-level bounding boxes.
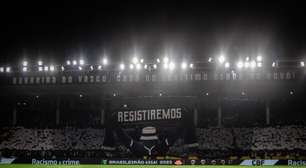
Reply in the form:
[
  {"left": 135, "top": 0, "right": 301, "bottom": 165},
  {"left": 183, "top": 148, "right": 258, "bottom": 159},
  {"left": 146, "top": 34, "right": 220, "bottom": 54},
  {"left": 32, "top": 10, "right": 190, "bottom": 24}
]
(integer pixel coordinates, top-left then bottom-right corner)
[{"left": 0, "top": 0, "right": 305, "bottom": 65}]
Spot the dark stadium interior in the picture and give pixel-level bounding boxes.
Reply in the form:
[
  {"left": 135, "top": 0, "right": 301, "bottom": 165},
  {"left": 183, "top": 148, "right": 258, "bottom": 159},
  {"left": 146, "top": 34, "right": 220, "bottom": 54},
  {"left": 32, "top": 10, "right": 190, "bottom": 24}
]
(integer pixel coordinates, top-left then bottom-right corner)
[{"left": 0, "top": 0, "right": 306, "bottom": 165}]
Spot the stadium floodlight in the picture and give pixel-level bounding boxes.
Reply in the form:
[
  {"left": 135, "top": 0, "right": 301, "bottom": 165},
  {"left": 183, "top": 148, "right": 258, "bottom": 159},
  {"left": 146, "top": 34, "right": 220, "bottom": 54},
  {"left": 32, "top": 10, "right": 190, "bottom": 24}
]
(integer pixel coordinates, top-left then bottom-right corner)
[
  {"left": 208, "top": 57, "right": 212, "bottom": 62},
  {"left": 132, "top": 57, "right": 138, "bottom": 64},
  {"left": 144, "top": 64, "right": 148, "bottom": 69},
  {"left": 257, "top": 55, "right": 263, "bottom": 62},
  {"left": 38, "top": 61, "right": 43, "bottom": 66},
  {"left": 163, "top": 57, "right": 169, "bottom": 64},
  {"left": 218, "top": 55, "right": 225, "bottom": 64},
  {"left": 246, "top": 57, "right": 250, "bottom": 61},
  {"left": 257, "top": 62, "right": 262, "bottom": 68},
  {"left": 90, "top": 65, "right": 94, "bottom": 71},
  {"left": 153, "top": 64, "right": 157, "bottom": 69},
  {"left": 156, "top": 58, "right": 160, "bottom": 63},
  {"left": 50, "top": 65, "right": 55, "bottom": 71},
  {"left": 129, "top": 64, "right": 134, "bottom": 70},
  {"left": 79, "top": 59, "right": 84, "bottom": 65},
  {"left": 300, "top": 61, "right": 305, "bottom": 67},
  {"left": 163, "top": 63, "right": 169, "bottom": 69},
  {"left": 119, "top": 64, "right": 125, "bottom": 70},
  {"left": 38, "top": 66, "right": 43, "bottom": 72},
  {"left": 189, "top": 63, "right": 194, "bottom": 69},
  {"left": 22, "top": 67, "right": 27, "bottom": 72},
  {"left": 66, "top": 60, "right": 71, "bottom": 65},
  {"left": 44, "top": 66, "right": 49, "bottom": 71},
  {"left": 244, "top": 62, "right": 250, "bottom": 68},
  {"left": 79, "top": 94, "right": 83, "bottom": 98},
  {"left": 102, "top": 58, "right": 108, "bottom": 65},
  {"left": 237, "top": 61, "right": 243, "bottom": 69},
  {"left": 272, "top": 62, "right": 276, "bottom": 67},
  {"left": 225, "top": 62, "right": 230, "bottom": 68},
  {"left": 61, "top": 66, "right": 65, "bottom": 71},
  {"left": 0, "top": 67, "right": 3, "bottom": 72},
  {"left": 250, "top": 61, "right": 256, "bottom": 68},
  {"left": 140, "top": 59, "right": 144, "bottom": 63},
  {"left": 136, "top": 63, "right": 141, "bottom": 70},
  {"left": 290, "top": 90, "right": 294, "bottom": 95},
  {"left": 73, "top": 60, "right": 77, "bottom": 65},
  {"left": 5, "top": 67, "right": 11, "bottom": 73},
  {"left": 169, "top": 62, "right": 175, "bottom": 70},
  {"left": 78, "top": 66, "right": 82, "bottom": 71},
  {"left": 181, "top": 62, "right": 187, "bottom": 69},
  {"left": 22, "top": 61, "right": 28, "bottom": 67},
  {"left": 98, "top": 65, "right": 102, "bottom": 70}
]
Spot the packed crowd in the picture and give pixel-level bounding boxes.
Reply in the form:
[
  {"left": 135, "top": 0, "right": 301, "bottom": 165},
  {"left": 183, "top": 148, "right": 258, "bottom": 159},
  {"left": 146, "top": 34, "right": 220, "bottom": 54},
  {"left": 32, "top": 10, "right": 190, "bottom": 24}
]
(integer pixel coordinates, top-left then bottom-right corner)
[
  {"left": 196, "top": 125, "right": 306, "bottom": 151},
  {"left": 0, "top": 127, "right": 105, "bottom": 150},
  {"left": 0, "top": 126, "right": 305, "bottom": 159}
]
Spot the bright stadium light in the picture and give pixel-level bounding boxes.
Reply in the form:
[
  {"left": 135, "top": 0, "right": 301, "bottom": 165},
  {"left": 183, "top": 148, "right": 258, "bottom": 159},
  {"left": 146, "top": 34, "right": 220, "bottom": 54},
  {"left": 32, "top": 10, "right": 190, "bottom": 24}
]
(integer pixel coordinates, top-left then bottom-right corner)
[
  {"left": 144, "top": 64, "right": 148, "bottom": 69},
  {"left": 102, "top": 58, "right": 108, "bottom": 65},
  {"left": 38, "top": 66, "right": 43, "bottom": 72},
  {"left": 257, "top": 55, "right": 263, "bottom": 62},
  {"left": 120, "top": 64, "right": 125, "bottom": 70},
  {"left": 132, "top": 57, "right": 138, "bottom": 64},
  {"left": 218, "top": 55, "right": 225, "bottom": 64},
  {"left": 22, "top": 61, "right": 28, "bottom": 67},
  {"left": 156, "top": 58, "right": 160, "bottom": 63},
  {"left": 44, "top": 66, "right": 49, "bottom": 71},
  {"left": 208, "top": 57, "right": 212, "bottom": 63},
  {"left": 246, "top": 57, "right": 250, "bottom": 61},
  {"left": 163, "top": 63, "right": 169, "bottom": 69},
  {"left": 0, "top": 67, "right": 3, "bottom": 72},
  {"left": 153, "top": 64, "right": 157, "bottom": 69},
  {"left": 38, "top": 61, "right": 43, "bottom": 66},
  {"left": 136, "top": 63, "right": 141, "bottom": 70},
  {"left": 237, "top": 61, "right": 243, "bottom": 69},
  {"left": 78, "top": 66, "right": 82, "bottom": 71},
  {"left": 244, "top": 62, "right": 250, "bottom": 68},
  {"left": 189, "top": 63, "right": 194, "bottom": 69},
  {"left": 140, "top": 59, "right": 144, "bottom": 63},
  {"left": 163, "top": 57, "right": 169, "bottom": 64},
  {"left": 250, "top": 61, "right": 256, "bottom": 68},
  {"left": 181, "top": 62, "right": 187, "bottom": 69},
  {"left": 257, "top": 62, "right": 262, "bottom": 68},
  {"left": 66, "top": 60, "right": 71, "bottom": 65},
  {"left": 129, "top": 64, "right": 134, "bottom": 70},
  {"left": 98, "top": 65, "right": 102, "bottom": 70},
  {"left": 79, "top": 59, "right": 84, "bottom": 65},
  {"left": 300, "top": 61, "right": 305, "bottom": 67},
  {"left": 50, "top": 65, "right": 55, "bottom": 71},
  {"left": 90, "top": 65, "right": 94, "bottom": 71},
  {"left": 6, "top": 67, "right": 11, "bottom": 73},
  {"left": 169, "top": 62, "right": 175, "bottom": 70},
  {"left": 61, "top": 66, "right": 65, "bottom": 71},
  {"left": 22, "top": 67, "right": 27, "bottom": 72},
  {"left": 225, "top": 62, "right": 230, "bottom": 68},
  {"left": 272, "top": 62, "right": 276, "bottom": 67},
  {"left": 73, "top": 60, "right": 77, "bottom": 65}
]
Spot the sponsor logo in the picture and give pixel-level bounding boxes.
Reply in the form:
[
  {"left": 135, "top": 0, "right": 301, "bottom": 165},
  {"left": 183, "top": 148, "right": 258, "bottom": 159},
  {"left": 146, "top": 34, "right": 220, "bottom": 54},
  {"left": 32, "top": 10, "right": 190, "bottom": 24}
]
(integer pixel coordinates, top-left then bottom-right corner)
[
  {"left": 240, "top": 160, "right": 278, "bottom": 166},
  {"left": 174, "top": 160, "right": 182, "bottom": 165}
]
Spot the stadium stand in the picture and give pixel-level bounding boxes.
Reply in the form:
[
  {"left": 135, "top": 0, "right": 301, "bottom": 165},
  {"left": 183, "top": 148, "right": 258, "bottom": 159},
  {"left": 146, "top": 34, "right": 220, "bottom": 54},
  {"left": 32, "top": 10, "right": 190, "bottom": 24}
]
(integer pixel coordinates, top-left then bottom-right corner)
[{"left": 0, "top": 125, "right": 305, "bottom": 159}]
